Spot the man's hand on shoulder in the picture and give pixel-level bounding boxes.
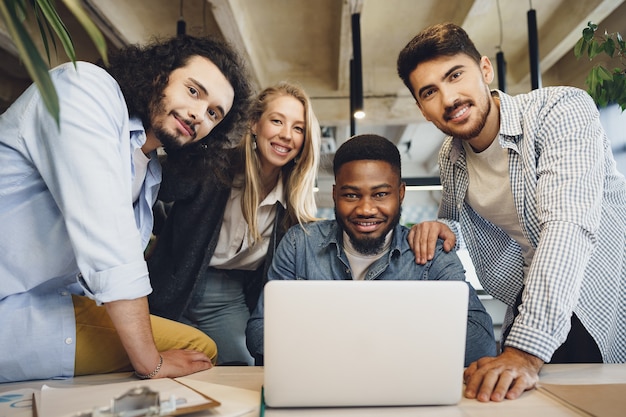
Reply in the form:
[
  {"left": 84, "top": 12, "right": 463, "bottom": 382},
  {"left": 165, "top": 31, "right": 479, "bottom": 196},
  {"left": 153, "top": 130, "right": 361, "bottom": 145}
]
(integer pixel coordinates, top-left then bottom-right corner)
[
  {"left": 463, "top": 347, "right": 544, "bottom": 402},
  {"left": 407, "top": 221, "right": 456, "bottom": 264}
]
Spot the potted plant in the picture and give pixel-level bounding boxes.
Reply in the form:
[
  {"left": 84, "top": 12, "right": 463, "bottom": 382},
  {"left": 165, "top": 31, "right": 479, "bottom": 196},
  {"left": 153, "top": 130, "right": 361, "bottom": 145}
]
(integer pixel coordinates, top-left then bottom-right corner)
[
  {"left": 574, "top": 21, "right": 626, "bottom": 175},
  {"left": 574, "top": 21, "right": 626, "bottom": 111}
]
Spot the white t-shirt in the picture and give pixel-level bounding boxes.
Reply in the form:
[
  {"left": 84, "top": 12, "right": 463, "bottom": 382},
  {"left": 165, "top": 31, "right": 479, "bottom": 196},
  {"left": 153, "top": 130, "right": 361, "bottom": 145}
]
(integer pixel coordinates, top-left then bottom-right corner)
[
  {"left": 343, "top": 230, "right": 393, "bottom": 280},
  {"left": 131, "top": 147, "right": 150, "bottom": 202},
  {"left": 463, "top": 139, "right": 535, "bottom": 275}
]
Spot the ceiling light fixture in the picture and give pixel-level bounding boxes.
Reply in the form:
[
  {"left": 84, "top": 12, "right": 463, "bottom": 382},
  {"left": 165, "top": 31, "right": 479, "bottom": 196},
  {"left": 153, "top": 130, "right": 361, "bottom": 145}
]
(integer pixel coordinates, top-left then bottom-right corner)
[
  {"left": 496, "top": 0, "right": 506, "bottom": 92},
  {"left": 177, "top": 0, "right": 186, "bottom": 36},
  {"left": 350, "top": 0, "right": 365, "bottom": 134},
  {"left": 527, "top": 0, "right": 541, "bottom": 89},
  {"left": 349, "top": 58, "right": 357, "bottom": 135}
]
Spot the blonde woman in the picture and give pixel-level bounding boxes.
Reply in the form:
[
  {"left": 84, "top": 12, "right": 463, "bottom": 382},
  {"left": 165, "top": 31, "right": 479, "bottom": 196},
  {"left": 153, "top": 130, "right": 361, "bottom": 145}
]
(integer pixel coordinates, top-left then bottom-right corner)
[{"left": 148, "top": 82, "right": 321, "bottom": 365}]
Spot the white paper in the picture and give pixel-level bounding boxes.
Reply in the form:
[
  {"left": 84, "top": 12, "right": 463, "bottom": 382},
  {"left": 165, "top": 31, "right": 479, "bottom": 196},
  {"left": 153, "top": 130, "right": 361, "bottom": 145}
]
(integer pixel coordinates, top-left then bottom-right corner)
[{"left": 39, "top": 378, "right": 215, "bottom": 417}]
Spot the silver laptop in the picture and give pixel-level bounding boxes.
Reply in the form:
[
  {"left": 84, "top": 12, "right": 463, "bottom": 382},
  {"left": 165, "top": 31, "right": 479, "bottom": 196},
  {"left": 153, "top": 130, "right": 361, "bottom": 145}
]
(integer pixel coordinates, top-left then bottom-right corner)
[{"left": 263, "top": 279, "right": 469, "bottom": 408}]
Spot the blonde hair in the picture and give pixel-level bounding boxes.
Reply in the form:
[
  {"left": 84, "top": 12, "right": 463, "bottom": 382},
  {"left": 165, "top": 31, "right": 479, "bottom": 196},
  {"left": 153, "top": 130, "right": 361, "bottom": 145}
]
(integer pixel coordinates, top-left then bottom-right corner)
[{"left": 236, "top": 82, "right": 321, "bottom": 243}]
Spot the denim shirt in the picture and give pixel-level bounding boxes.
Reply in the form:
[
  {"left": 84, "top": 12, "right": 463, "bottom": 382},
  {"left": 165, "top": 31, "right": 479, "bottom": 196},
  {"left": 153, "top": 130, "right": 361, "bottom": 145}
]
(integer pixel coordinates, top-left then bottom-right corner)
[{"left": 246, "top": 220, "right": 496, "bottom": 366}]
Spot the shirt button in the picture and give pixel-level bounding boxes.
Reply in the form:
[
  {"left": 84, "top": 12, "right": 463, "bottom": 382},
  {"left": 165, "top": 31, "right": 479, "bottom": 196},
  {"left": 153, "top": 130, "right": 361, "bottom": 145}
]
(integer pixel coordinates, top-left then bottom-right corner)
[
  {"left": 60, "top": 291, "right": 69, "bottom": 296},
  {"left": 65, "top": 337, "right": 73, "bottom": 345}
]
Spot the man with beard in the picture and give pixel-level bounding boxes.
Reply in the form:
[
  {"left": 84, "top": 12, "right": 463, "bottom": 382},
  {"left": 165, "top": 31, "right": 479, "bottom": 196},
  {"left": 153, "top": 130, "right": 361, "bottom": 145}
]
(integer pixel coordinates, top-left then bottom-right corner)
[
  {"left": 245, "top": 134, "right": 496, "bottom": 366},
  {"left": 397, "top": 23, "right": 626, "bottom": 402},
  {"left": 0, "top": 35, "right": 252, "bottom": 382}
]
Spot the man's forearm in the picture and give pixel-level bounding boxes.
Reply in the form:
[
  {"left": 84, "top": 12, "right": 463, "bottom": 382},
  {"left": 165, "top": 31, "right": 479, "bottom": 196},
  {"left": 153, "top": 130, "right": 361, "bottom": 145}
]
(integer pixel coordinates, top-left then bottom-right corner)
[{"left": 104, "top": 297, "right": 161, "bottom": 375}]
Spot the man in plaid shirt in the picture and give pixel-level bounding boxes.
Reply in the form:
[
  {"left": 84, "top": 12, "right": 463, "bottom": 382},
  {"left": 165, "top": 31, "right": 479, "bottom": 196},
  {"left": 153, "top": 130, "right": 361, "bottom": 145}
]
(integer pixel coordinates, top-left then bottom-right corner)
[{"left": 397, "top": 22, "right": 626, "bottom": 402}]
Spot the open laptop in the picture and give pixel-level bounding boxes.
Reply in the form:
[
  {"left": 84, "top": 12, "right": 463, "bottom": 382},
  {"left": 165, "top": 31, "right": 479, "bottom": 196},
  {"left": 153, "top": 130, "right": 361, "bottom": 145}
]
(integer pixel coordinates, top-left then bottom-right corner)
[{"left": 262, "top": 279, "right": 469, "bottom": 408}]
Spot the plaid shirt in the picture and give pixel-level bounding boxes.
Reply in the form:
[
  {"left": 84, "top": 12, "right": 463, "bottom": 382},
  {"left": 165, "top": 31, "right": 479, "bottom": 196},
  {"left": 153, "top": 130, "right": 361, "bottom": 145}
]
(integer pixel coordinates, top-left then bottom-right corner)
[{"left": 437, "top": 86, "right": 626, "bottom": 363}]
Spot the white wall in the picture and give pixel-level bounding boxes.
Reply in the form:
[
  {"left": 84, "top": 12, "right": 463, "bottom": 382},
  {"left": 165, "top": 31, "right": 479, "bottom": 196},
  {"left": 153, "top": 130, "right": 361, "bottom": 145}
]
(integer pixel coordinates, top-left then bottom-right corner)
[{"left": 599, "top": 104, "right": 626, "bottom": 176}]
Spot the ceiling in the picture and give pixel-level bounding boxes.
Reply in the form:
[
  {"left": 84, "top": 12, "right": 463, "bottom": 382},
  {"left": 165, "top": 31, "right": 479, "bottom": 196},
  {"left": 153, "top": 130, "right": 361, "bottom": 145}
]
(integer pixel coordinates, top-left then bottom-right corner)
[{"left": 1, "top": 0, "right": 625, "bottom": 185}]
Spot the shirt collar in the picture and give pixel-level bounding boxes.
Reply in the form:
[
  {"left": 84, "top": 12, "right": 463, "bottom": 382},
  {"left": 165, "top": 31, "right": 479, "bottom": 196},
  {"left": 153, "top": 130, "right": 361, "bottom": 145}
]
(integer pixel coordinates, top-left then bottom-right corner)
[
  {"left": 129, "top": 116, "right": 147, "bottom": 150},
  {"left": 260, "top": 173, "right": 287, "bottom": 209},
  {"left": 229, "top": 173, "right": 288, "bottom": 209},
  {"left": 494, "top": 90, "right": 523, "bottom": 139}
]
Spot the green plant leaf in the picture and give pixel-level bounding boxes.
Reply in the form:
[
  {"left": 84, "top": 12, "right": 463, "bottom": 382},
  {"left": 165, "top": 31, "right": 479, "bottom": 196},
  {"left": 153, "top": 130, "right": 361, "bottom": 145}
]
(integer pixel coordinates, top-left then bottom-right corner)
[
  {"left": 37, "top": 0, "right": 76, "bottom": 63},
  {"left": 587, "top": 67, "right": 601, "bottom": 92},
  {"left": 0, "top": 0, "right": 60, "bottom": 124},
  {"left": 597, "top": 66, "right": 614, "bottom": 81},
  {"left": 589, "top": 40, "right": 604, "bottom": 59},
  {"left": 0, "top": 0, "right": 110, "bottom": 125},
  {"left": 31, "top": 2, "right": 56, "bottom": 63},
  {"left": 582, "top": 24, "right": 596, "bottom": 42},
  {"left": 605, "top": 37, "right": 615, "bottom": 58},
  {"left": 575, "top": 22, "right": 626, "bottom": 111},
  {"left": 12, "top": 0, "right": 26, "bottom": 18},
  {"left": 574, "top": 37, "right": 586, "bottom": 59},
  {"left": 612, "top": 73, "right": 626, "bottom": 103},
  {"left": 61, "top": 0, "right": 108, "bottom": 65},
  {"left": 596, "top": 91, "right": 605, "bottom": 107}
]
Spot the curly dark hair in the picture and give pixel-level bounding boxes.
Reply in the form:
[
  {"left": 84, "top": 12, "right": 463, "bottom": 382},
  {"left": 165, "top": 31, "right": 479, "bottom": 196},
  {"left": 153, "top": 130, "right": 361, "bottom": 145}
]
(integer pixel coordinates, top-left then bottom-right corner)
[{"left": 100, "top": 35, "right": 253, "bottom": 179}]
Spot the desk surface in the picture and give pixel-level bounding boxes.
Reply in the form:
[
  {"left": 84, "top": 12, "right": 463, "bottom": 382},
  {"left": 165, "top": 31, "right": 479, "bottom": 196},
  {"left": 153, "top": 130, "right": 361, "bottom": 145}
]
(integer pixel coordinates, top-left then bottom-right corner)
[{"left": 1, "top": 364, "right": 625, "bottom": 416}]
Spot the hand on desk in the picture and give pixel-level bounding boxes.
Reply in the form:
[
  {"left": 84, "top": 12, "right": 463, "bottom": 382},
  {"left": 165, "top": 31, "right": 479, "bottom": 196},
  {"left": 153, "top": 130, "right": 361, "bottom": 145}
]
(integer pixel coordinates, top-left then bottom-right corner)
[
  {"left": 105, "top": 297, "right": 213, "bottom": 378},
  {"left": 463, "top": 347, "right": 544, "bottom": 402},
  {"left": 157, "top": 349, "right": 213, "bottom": 378},
  {"left": 408, "top": 221, "right": 456, "bottom": 264}
]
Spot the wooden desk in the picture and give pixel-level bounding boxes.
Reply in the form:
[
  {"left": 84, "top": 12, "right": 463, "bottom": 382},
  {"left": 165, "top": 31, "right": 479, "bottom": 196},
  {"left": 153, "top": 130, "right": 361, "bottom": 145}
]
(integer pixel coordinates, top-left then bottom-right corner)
[{"left": 1, "top": 364, "right": 625, "bottom": 416}]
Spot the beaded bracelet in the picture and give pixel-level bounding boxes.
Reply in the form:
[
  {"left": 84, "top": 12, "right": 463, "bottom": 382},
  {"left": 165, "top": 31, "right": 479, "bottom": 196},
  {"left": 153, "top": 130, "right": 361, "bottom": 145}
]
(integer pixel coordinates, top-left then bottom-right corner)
[{"left": 135, "top": 355, "right": 163, "bottom": 379}]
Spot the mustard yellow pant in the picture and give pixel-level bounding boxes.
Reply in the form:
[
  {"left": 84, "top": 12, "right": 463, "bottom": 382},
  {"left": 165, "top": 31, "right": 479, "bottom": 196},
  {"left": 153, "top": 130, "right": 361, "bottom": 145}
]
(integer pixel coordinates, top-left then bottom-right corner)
[{"left": 72, "top": 295, "right": 218, "bottom": 376}]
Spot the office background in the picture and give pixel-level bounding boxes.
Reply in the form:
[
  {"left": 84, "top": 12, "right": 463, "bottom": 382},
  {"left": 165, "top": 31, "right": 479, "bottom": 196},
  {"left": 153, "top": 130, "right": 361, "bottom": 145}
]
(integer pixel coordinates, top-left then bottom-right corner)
[{"left": 2, "top": 0, "right": 625, "bottom": 338}]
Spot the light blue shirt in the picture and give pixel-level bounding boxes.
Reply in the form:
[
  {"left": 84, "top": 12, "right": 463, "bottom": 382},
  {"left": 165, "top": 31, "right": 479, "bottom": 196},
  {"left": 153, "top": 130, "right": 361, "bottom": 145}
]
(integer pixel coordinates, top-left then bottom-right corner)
[
  {"left": 438, "top": 87, "right": 626, "bottom": 363},
  {"left": 0, "top": 62, "right": 161, "bottom": 382}
]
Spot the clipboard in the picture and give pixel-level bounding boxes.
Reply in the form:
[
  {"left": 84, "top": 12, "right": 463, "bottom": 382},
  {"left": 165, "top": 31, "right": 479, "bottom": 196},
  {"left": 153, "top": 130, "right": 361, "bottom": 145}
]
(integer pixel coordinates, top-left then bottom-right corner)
[{"left": 36, "top": 378, "right": 220, "bottom": 417}]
